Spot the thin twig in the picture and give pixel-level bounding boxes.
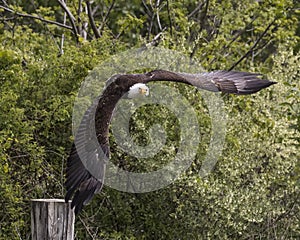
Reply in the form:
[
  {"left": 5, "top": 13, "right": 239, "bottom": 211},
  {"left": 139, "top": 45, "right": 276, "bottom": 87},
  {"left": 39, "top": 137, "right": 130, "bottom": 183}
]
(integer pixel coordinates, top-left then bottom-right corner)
[
  {"left": 57, "top": 0, "right": 79, "bottom": 40},
  {"left": 188, "top": 1, "right": 204, "bottom": 19},
  {"left": 1, "top": 0, "right": 9, "bottom": 7},
  {"left": 78, "top": 216, "right": 97, "bottom": 239},
  {"left": 0, "top": 5, "right": 73, "bottom": 30},
  {"left": 14, "top": 226, "right": 23, "bottom": 240},
  {"left": 79, "top": 1, "right": 88, "bottom": 40},
  {"left": 77, "top": 0, "right": 83, "bottom": 37},
  {"left": 253, "top": 38, "right": 274, "bottom": 58},
  {"left": 166, "top": 0, "right": 173, "bottom": 36},
  {"left": 200, "top": 0, "right": 209, "bottom": 29},
  {"left": 190, "top": 0, "right": 209, "bottom": 59},
  {"left": 91, "top": 4, "right": 100, "bottom": 15},
  {"left": 209, "top": 16, "right": 258, "bottom": 66},
  {"left": 141, "top": 0, "right": 152, "bottom": 39},
  {"left": 85, "top": 0, "right": 101, "bottom": 38},
  {"left": 228, "top": 18, "right": 276, "bottom": 71},
  {"left": 156, "top": 0, "right": 162, "bottom": 31},
  {"left": 147, "top": 3, "right": 156, "bottom": 38},
  {"left": 145, "top": 27, "right": 166, "bottom": 47},
  {"left": 60, "top": 0, "right": 67, "bottom": 55},
  {"left": 142, "top": 0, "right": 152, "bottom": 18},
  {"left": 98, "top": 0, "right": 115, "bottom": 34}
]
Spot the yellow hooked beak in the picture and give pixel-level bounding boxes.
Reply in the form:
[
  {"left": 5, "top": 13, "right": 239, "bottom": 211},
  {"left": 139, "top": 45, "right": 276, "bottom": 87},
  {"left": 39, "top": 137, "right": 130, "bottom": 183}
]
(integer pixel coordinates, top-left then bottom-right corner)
[{"left": 139, "top": 87, "right": 148, "bottom": 95}]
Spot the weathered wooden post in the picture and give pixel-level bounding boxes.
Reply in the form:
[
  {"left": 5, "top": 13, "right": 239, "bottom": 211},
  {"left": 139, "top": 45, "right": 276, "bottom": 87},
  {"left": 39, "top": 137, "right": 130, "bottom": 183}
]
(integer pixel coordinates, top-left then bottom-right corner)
[{"left": 31, "top": 199, "right": 75, "bottom": 240}]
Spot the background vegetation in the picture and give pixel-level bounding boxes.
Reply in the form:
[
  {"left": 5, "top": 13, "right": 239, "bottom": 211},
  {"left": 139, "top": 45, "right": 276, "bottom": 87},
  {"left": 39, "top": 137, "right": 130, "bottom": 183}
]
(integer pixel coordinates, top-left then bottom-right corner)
[{"left": 0, "top": 0, "right": 299, "bottom": 239}]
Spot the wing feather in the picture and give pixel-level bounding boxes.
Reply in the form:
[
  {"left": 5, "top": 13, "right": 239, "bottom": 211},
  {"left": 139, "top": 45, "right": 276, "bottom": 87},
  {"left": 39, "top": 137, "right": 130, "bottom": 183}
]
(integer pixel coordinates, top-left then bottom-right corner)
[
  {"left": 187, "top": 70, "right": 276, "bottom": 94},
  {"left": 65, "top": 97, "right": 107, "bottom": 214}
]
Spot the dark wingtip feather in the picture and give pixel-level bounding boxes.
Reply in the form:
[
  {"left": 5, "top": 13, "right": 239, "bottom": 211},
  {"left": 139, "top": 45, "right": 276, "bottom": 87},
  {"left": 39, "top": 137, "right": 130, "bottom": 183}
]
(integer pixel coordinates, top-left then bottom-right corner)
[
  {"left": 70, "top": 178, "right": 103, "bottom": 214},
  {"left": 65, "top": 144, "right": 105, "bottom": 214},
  {"left": 212, "top": 71, "right": 277, "bottom": 95},
  {"left": 200, "top": 71, "right": 277, "bottom": 95},
  {"left": 238, "top": 79, "right": 277, "bottom": 95}
]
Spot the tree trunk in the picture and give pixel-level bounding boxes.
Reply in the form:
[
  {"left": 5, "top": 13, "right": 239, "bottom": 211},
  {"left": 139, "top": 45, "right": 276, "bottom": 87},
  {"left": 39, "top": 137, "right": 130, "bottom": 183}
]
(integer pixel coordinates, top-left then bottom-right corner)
[{"left": 31, "top": 199, "right": 75, "bottom": 240}]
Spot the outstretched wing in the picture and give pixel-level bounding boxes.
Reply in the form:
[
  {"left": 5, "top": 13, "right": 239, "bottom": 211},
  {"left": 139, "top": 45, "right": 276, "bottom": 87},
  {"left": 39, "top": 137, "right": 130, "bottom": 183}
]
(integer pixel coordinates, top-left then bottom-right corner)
[
  {"left": 146, "top": 70, "right": 276, "bottom": 94},
  {"left": 65, "top": 97, "right": 109, "bottom": 214},
  {"left": 185, "top": 70, "right": 276, "bottom": 94}
]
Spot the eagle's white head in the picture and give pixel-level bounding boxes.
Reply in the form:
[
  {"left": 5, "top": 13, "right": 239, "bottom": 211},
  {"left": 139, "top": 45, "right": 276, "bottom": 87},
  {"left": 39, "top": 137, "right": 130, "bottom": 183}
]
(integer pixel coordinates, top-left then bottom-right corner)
[{"left": 127, "top": 83, "right": 149, "bottom": 98}]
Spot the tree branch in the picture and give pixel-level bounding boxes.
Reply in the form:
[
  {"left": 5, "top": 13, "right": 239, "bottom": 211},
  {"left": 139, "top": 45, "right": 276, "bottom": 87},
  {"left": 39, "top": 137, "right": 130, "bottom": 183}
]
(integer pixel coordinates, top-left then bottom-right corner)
[
  {"left": 0, "top": 5, "right": 73, "bottom": 30},
  {"left": 166, "top": 0, "right": 173, "bottom": 36},
  {"left": 60, "top": 0, "right": 67, "bottom": 55},
  {"left": 57, "top": 0, "right": 79, "bottom": 39},
  {"left": 98, "top": 0, "right": 115, "bottom": 34},
  {"left": 187, "top": 1, "right": 204, "bottom": 19},
  {"left": 156, "top": 0, "right": 163, "bottom": 31},
  {"left": 190, "top": 0, "right": 209, "bottom": 59},
  {"left": 228, "top": 18, "right": 276, "bottom": 71},
  {"left": 77, "top": 0, "right": 88, "bottom": 40},
  {"left": 86, "top": 0, "right": 101, "bottom": 38},
  {"left": 77, "top": 0, "right": 83, "bottom": 37},
  {"left": 200, "top": 0, "right": 209, "bottom": 26},
  {"left": 209, "top": 16, "right": 258, "bottom": 66},
  {"left": 1, "top": 0, "right": 9, "bottom": 7},
  {"left": 145, "top": 28, "right": 166, "bottom": 47}
]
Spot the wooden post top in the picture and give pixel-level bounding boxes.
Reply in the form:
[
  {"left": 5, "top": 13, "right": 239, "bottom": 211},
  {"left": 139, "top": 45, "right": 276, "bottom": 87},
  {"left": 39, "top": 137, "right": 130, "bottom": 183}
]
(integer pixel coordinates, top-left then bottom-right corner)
[{"left": 31, "top": 198, "right": 75, "bottom": 240}]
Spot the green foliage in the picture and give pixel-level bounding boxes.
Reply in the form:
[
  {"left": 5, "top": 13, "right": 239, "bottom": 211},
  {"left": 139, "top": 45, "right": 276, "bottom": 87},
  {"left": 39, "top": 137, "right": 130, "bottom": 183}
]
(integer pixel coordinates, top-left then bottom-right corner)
[
  {"left": 173, "top": 48, "right": 300, "bottom": 238},
  {"left": 0, "top": 0, "right": 299, "bottom": 239},
  {"left": 0, "top": 25, "right": 121, "bottom": 238}
]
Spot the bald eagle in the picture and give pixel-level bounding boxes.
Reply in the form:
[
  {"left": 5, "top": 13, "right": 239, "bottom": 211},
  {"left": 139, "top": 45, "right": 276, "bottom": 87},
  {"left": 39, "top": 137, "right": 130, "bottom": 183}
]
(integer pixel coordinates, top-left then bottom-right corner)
[{"left": 65, "top": 69, "right": 276, "bottom": 214}]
